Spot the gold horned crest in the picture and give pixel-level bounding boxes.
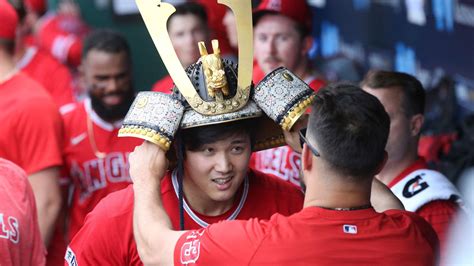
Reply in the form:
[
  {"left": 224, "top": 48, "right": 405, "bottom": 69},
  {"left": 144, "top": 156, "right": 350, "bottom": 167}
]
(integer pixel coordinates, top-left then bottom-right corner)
[
  {"left": 199, "top": 40, "right": 230, "bottom": 99},
  {"left": 135, "top": 0, "right": 253, "bottom": 116}
]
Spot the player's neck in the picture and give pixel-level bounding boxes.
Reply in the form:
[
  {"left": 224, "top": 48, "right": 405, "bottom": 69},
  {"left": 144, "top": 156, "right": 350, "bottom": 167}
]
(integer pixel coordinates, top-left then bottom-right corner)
[
  {"left": 292, "top": 58, "right": 311, "bottom": 81},
  {"left": 376, "top": 152, "right": 419, "bottom": 185},
  {"left": 0, "top": 54, "right": 17, "bottom": 83},
  {"left": 182, "top": 178, "right": 238, "bottom": 216},
  {"left": 303, "top": 172, "right": 372, "bottom": 209}
]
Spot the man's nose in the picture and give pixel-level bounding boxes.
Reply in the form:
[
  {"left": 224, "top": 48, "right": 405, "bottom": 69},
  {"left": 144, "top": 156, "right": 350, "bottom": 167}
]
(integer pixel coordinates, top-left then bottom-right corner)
[
  {"left": 265, "top": 38, "right": 276, "bottom": 55},
  {"left": 104, "top": 78, "right": 120, "bottom": 93},
  {"left": 214, "top": 153, "right": 232, "bottom": 173}
]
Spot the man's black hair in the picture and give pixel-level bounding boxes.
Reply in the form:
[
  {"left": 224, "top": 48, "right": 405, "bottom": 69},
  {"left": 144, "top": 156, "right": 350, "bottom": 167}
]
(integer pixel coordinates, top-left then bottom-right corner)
[
  {"left": 82, "top": 29, "right": 131, "bottom": 61},
  {"left": 308, "top": 83, "right": 390, "bottom": 178},
  {"left": 167, "top": 2, "right": 208, "bottom": 31},
  {"left": 178, "top": 119, "right": 255, "bottom": 153},
  {"left": 361, "top": 70, "right": 425, "bottom": 117}
]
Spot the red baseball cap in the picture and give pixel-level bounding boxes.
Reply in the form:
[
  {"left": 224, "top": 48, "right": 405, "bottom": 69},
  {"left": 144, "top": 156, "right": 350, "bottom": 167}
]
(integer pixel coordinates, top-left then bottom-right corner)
[
  {"left": 253, "top": 0, "right": 312, "bottom": 32},
  {"left": 24, "top": 0, "right": 47, "bottom": 14},
  {"left": 0, "top": 0, "right": 19, "bottom": 41}
]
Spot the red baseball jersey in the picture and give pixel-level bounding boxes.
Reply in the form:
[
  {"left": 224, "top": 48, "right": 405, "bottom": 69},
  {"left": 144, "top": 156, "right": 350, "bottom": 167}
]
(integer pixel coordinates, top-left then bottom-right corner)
[
  {"left": 61, "top": 98, "right": 142, "bottom": 239},
  {"left": 0, "top": 72, "right": 63, "bottom": 174},
  {"left": 388, "top": 158, "right": 461, "bottom": 258},
  {"left": 0, "top": 158, "right": 46, "bottom": 266},
  {"left": 65, "top": 170, "right": 304, "bottom": 265},
  {"left": 17, "top": 46, "right": 75, "bottom": 108},
  {"left": 151, "top": 74, "right": 174, "bottom": 94},
  {"left": 174, "top": 207, "right": 438, "bottom": 265}
]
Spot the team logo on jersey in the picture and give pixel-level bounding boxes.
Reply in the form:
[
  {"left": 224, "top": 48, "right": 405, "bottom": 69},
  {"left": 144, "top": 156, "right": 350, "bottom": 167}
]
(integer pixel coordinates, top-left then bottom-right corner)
[
  {"left": 65, "top": 246, "right": 78, "bottom": 266},
  {"left": 0, "top": 214, "right": 19, "bottom": 243},
  {"left": 343, "top": 224, "right": 357, "bottom": 234},
  {"left": 402, "top": 174, "right": 429, "bottom": 198},
  {"left": 180, "top": 229, "right": 205, "bottom": 264}
]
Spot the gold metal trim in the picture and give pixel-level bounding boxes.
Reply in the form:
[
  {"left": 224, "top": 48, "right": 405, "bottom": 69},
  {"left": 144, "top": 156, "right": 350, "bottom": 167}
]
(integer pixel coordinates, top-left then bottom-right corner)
[
  {"left": 281, "top": 94, "right": 316, "bottom": 131},
  {"left": 254, "top": 135, "right": 286, "bottom": 151},
  {"left": 118, "top": 125, "right": 171, "bottom": 151}
]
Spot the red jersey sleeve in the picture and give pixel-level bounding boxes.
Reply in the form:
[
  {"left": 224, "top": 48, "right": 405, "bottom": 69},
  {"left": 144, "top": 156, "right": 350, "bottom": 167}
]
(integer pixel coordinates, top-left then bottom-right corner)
[
  {"left": 416, "top": 200, "right": 459, "bottom": 251},
  {"left": 66, "top": 202, "right": 132, "bottom": 265},
  {"left": 16, "top": 97, "right": 63, "bottom": 174},
  {"left": 174, "top": 218, "right": 272, "bottom": 265}
]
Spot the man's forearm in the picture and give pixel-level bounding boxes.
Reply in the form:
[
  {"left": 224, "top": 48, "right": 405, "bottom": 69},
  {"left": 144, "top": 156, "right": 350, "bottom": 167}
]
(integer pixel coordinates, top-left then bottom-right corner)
[
  {"left": 133, "top": 184, "right": 173, "bottom": 265},
  {"left": 28, "top": 167, "right": 62, "bottom": 246},
  {"left": 130, "top": 141, "right": 186, "bottom": 265}
]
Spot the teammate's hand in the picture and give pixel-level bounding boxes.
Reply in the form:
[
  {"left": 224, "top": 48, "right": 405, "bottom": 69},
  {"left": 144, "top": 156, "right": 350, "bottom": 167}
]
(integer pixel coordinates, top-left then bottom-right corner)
[
  {"left": 129, "top": 141, "right": 168, "bottom": 191},
  {"left": 283, "top": 114, "right": 308, "bottom": 153}
]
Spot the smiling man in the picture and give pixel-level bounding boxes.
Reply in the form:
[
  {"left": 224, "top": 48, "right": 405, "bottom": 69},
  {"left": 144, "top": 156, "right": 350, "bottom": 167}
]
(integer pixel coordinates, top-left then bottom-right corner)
[{"left": 60, "top": 29, "right": 142, "bottom": 244}]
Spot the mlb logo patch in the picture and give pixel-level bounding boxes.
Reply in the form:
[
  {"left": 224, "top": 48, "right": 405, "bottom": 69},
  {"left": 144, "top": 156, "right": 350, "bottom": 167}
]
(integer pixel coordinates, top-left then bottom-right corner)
[
  {"left": 65, "top": 246, "right": 78, "bottom": 266},
  {"left": 343, "top": 224, "right": 357, "bottom": 234}
]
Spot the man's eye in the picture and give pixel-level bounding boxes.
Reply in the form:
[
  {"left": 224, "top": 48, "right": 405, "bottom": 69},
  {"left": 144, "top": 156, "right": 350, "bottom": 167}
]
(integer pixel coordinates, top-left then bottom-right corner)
[
  {"left": 202, "top": 148, "right": 214, "bottom": 154},
  {"left": 277, "top": 35, "right": 289, "bottom": 42},
  {"left": 257, "top": 35, "right": 267, "bottom": 42},
  {"left": 231, "top": 146, "right": 244, "bottom": 154}
]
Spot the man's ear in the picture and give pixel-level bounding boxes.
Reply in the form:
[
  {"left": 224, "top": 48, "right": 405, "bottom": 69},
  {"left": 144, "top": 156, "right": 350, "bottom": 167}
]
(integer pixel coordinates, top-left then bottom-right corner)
[
  {"left": 301, "top": 144, "right": 313, "bottom": 171},
  {"left": 410, "top": 114, "right": 424, "bottom": 137},
  {"left": 374, "top": 151, "right": 388, "bottom": 175}
]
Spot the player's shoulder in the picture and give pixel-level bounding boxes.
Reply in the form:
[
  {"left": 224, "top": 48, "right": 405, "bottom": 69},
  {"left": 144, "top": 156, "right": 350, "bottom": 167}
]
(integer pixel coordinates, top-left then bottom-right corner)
[
  {"left": 33, "top": 48, "right": 67, "bottom": 71},
  {"left": 417, "top": 199, "right": 460, "bottom": 216},
  {"left": 8, "top": 72, "right": 52, "bottom": 100},
  {"left": 8, "top": 73, "right": 59, "bottom": 114},
  {"left": 250, "top": 169, "right": 303, "bottom": 197},
  {"left": 383, "top": 209, "right": 435, "bottom": 230},
  {"left": 89, "top": 185, "right": 135, "bottom": 220},
  {"left": 59, "top": 102, "right": 84, "bottom": 145},
  {"left": 0, "top": 158, "right": 29, "bottom": 192},
  {"left": 60, "top": 101, "right": 84, "bottom": 123}
]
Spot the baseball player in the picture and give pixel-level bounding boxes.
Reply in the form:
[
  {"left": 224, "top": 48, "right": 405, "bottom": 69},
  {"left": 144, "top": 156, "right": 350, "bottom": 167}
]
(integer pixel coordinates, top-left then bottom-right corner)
[
  {"left": 61, "top": 29, "right": 142, "bottom": 241},
  {"left": 250, "top": 0, "right": 326, "bottom": 187},
  {"left": 362, "top": 70, "right": 463, "bottom": 260}
]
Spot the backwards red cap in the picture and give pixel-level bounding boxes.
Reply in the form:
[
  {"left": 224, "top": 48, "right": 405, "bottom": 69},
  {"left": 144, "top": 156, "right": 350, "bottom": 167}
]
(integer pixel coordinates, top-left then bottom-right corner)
[
  {"left": 253, "top": 0, "right": 312, "bottom": 31},
  {"left": 0, "top": 0, "right": 19, "bottom": 41},
  {"left": 25, "top": 0, "right": 47, "bottom": 14}
]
